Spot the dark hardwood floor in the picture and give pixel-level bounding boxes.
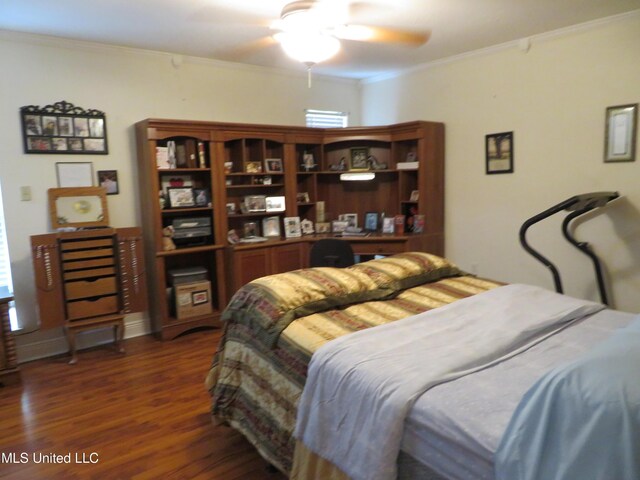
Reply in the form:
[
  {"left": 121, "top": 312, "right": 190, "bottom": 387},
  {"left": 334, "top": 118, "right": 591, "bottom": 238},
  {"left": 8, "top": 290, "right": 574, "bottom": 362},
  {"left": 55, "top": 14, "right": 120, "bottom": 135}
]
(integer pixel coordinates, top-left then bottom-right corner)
[{"left": 0, "top": 329, "right": 287, "bottom": 480}]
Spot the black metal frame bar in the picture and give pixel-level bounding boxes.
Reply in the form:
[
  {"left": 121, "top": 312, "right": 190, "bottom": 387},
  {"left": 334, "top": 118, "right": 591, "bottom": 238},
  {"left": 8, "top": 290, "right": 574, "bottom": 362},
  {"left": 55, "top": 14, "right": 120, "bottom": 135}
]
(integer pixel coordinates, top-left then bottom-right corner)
[{"left": 519, "top": 191, "right": 619, "bottom": 305}]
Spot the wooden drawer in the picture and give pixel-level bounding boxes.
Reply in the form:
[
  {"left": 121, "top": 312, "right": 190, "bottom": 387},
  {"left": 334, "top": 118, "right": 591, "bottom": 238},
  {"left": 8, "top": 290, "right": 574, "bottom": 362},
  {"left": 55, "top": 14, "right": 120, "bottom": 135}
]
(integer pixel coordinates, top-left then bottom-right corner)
[
  {"left": 61, "top": 247, "right": 114, "bottom": 262},
  {"left": 351, "top": 241, "right": 406, "bottom": 255},
  {"left": 67, "top": 295, "right": 119, "bottom": 320},
  {"left": 64, "top": 267, "right": 116, "bottom": 281},
  {"left": 65, "top": 276, "right": 117, "bottom": 301},
  {"left": 63, "top": 257, "right": 115, "bottom": 271},
  {"left": 60, "top": 238, "right": 113, "bottom": 251}
]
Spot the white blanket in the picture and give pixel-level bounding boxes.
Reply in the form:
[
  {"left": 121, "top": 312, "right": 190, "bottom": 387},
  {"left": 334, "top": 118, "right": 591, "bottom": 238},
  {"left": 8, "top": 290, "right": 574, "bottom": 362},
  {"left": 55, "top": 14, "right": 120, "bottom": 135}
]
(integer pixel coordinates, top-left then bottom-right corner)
[{"left": 294, "top": 284, "right": 605, "bottom": 480}]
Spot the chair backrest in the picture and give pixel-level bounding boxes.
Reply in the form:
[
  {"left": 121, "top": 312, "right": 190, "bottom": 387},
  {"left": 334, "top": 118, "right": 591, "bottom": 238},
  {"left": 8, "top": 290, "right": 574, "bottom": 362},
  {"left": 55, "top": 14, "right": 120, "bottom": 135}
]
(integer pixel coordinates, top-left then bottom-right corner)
[{"left": 309, "top": 239, "right": 355, "bottom": 268}]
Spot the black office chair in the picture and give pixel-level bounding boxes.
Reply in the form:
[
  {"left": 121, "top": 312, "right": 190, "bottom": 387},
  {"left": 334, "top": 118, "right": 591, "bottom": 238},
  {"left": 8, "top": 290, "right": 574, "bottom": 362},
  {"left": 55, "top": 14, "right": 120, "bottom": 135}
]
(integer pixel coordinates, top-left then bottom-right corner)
[{"left": 309, "top": 239, "right": 355, "bottom": 268}]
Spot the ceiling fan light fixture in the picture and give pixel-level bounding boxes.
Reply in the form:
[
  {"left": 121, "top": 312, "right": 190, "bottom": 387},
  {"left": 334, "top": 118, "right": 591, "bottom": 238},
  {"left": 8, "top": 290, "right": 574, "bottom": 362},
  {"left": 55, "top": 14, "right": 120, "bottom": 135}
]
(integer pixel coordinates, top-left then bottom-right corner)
[{"left": 274, "top": 31, "right": 340, "bottom": 64}]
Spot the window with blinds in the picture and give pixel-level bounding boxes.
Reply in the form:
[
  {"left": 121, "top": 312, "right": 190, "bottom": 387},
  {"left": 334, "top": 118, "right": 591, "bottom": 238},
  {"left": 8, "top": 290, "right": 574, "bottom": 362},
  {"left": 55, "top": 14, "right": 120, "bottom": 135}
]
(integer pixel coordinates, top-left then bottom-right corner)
[
  {"left": 0, "top": 185, "right": 17, "bottom": 330},
  {"left": 305, "top": 109, "right": 349, "bottom": 128}
]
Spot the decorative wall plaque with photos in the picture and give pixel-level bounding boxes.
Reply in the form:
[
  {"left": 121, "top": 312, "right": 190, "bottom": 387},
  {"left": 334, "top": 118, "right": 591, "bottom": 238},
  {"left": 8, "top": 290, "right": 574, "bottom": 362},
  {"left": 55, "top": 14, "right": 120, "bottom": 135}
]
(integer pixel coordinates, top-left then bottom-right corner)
[{"left": 20, "top": 100, "right": 108, "bottom": 154}]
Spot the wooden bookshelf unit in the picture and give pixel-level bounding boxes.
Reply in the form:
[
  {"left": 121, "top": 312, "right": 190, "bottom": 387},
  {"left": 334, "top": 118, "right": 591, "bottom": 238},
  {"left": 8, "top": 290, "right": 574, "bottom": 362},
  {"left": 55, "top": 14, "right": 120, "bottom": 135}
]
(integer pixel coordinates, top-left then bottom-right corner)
[{"left": 136, "top": 119, "right": 444, "bottom": 329}]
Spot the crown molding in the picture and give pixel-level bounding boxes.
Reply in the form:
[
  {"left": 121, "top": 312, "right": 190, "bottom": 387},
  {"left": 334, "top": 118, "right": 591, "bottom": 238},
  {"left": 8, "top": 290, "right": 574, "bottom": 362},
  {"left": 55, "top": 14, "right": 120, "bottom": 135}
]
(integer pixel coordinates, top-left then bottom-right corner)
[
  {"left": 0, "top": 28, "right": 358, "bottom": 86},
  {"left": 361, "top": 9, "right": 640, "bottom": 85}
]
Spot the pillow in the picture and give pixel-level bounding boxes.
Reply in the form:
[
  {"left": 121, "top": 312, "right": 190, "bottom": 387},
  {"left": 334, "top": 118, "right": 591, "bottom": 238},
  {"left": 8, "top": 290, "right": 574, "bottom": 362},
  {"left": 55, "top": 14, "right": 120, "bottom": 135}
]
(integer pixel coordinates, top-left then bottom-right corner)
[
  {"left": 349, "top": 252, "right": 462, "bottom": 291},
  {"left": 222, "top": 266, "right": 395, "bottom": 347}
]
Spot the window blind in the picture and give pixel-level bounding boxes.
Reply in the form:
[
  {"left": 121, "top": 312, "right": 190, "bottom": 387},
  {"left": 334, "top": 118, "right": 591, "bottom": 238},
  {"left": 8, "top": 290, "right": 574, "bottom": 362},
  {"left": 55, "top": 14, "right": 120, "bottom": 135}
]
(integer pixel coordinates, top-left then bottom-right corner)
[
  {"left": 305, "top": 109, "right": 349, "bottom": 128},
  {"left": 0, "top": 185, "right": 17, "bottom": 330}
]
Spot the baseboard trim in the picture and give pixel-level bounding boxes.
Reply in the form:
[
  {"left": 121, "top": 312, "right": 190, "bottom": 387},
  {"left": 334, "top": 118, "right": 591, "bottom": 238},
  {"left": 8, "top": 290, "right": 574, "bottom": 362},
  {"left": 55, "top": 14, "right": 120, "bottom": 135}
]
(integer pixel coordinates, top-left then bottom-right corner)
[{"left": 16, "top": 316, "right": 152, "bottom": 364}]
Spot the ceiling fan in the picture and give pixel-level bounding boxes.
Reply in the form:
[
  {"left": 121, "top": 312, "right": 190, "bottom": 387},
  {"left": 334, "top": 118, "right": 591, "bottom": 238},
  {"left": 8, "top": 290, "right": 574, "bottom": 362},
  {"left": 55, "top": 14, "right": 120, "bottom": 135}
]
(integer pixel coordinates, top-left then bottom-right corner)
[{"left": 260, "top": 0, "right": 430, "bottom": 66}]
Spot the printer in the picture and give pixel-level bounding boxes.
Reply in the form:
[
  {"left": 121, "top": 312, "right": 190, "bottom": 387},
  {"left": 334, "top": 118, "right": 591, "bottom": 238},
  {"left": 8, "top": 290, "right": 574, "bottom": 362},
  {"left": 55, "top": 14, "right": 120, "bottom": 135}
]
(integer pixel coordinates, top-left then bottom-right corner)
[{"left": 171, "top": 217, "right": 212, "bottom": 247}]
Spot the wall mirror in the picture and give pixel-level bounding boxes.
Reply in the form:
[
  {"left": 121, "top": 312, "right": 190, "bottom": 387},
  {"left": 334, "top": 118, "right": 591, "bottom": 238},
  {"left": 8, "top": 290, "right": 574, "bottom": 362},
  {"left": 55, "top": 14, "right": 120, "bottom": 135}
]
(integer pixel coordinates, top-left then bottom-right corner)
[{"left": 48, "top": 187, "right": 109, "bottom": 229}]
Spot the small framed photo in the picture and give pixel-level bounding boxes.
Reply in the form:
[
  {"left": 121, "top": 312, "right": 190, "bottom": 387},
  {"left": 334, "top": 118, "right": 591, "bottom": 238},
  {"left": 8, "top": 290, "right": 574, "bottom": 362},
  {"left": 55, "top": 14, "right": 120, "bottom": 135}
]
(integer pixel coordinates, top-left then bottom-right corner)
[
  {"left": 226, "top": 202, "right": 236, "bottom": 214},
  {"left": 486, "top": 131, "right": 514, "bottom": 174},
  {"left": 382, "top": 217, "right": 395, "bottom": 234},
  {"left": 192, "top": 290, "right": 209, "bottom": 306},
  {"left": 193, "top": 188, "right": 210, "bottom": 207},
  {"left": 168, "top": 187, "right": 195, "bottom": 208},
  {"left": 409, "top": 190, "right": 419, "bottom": 202},
  {"left": 364, "top": 212, "right": 379, "bottom": 231},
  {"left": 73, "top": 117, "right": 90, "bottom": 137},
  {"left": 262, "top": 216, "right": 281, "bottom": 238},
  {"left": 339, "top": 213, "right": 358, "bottom": 228},
  {"left": 97, "top": 170, "right": 119, "bottom": 195},
  {"left": 302, "top": 152, "right": 316, "bottom": 171},
  {"left": 264, "top": 158, "right": 283, "bottom": 173},
  {"left": 266, "top": 196, "right": 286, "bottom": 212},
  {"left": 263, "top": 175, "right": 272, "bottom": 185},
  {"left": 56, "top": 162, "right": 94, "bottom": 187},
  {"left": 58, "top": 117, "right": 73, "bottom": 136},
  {"left": 406, "top": 151, "right": 417, "bottom": 162},
  {"left": 284, "top": 217, "right": 302, "bottom": 238},
  {"left": 243, "top": 221, "right": 260, "bottom": 238},
  {"left": 605, "top": 103, "right": 637, "bottom": 162},
  {"left": 315, "top": 222, "right": 331, "bottom": 234},
  {"left": 296, "top": 192, "right": 310, "bottom": 203},
  {"left": 245, "top": 161, "right": 263, "bottom": 173},
  {"left": 332, "top": 220, "right": 349, "bottom": 233},
  {"left": 301, "top": 218, "right": 315, "bottom": 235},
  {"left": 350, "top": 147, "right": 369, "bottom": 170},
  {"left": 244, "top": 195, "right": 267, "bottom": 212}
]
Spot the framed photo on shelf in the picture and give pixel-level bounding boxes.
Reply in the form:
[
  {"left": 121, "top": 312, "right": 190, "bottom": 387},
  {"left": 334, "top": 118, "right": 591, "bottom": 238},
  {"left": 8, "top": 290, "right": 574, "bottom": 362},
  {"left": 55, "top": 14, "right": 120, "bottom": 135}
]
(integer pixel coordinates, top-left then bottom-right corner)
[
  {"left": 315, "top": 222, "right": 331, "bottom": 233},
  {"left": 364, "top": 212, "right": 379, "bottom": 231},
  {"left": 243, "top": 221, "right": 260, "bottom": 238},
  {"left": 245, "top": 161, "right": 263, "bottom": 173},
  {"left": 284, "top": 217, "right": 302, "bottom": 238},
  {"left": 485, "top": 131, "right": 514, "bottom": 174},
  {"left": 193, "top": 188, "right": 210, "bottom": 207},
  {"left": 266, "top": 196, "right": 286, "bottom": 212},
  {"left": 168, "top": 187, "right": 195, "bottom": 208},
  {"left": 331, "top": 220, "right": 349, "bottom": 233},
  {"left": 409, "top": 190, "right": 419, "bottom": 202},
  {"left": 302, "top": 152, "right": 316, "bottom": 171},
  {"left": 262, "top": 216, "right": 281, "bottom": 238},
  {"left": 264, "top": 158, "right": 283, "bottom": 173},
  {"left": 300, "top": 219, "right": 314, "bottom": 235},
  {"left": 56, "top": 162, "right": 94, "bottom": 187},
  {"left": 382, "top": 217, "right": 395, "bottom": 234},
  {"left": 244, "top": 195, "right": 267, "bottom": 212},
  {"left": 604, "top": 103, "right": 637, "bottom": 162},
  {"left": 350, "top": 147, "right": 369, "bottom": 170},
  {"left": 339, "top": 213, "right": 358, "bottom": 228},
  {"left": 226, "top": 202, "right": 236, "bottom": 214},
  {"left": 296, "top": 192, "right": 310, "bottom": 203},
  {"left": 97, "top": 169, "right": 119, "bottom": 195}
]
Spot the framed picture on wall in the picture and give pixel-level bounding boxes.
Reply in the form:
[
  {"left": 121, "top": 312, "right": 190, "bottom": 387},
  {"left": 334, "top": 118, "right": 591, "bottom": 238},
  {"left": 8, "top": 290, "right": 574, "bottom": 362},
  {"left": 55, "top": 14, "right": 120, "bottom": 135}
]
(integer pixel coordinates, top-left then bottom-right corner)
[
  {"left": 97, "top": 170, "right": 119, "bottom": 195},
  {"left": 485, "top": 131, "right": 514, "bottom": 174}
]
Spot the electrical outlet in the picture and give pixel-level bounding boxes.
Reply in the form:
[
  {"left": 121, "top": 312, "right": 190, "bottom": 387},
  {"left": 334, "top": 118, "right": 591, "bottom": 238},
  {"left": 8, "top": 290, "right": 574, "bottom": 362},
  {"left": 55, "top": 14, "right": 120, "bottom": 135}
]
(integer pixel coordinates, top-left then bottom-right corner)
[{"left": 20, "top": 186, "right": 32, "bottom": 201}]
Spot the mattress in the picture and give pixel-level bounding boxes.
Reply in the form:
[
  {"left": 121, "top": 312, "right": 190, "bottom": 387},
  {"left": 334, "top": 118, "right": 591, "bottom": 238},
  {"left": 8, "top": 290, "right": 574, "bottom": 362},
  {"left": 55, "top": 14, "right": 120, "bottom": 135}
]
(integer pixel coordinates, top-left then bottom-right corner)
[{"left": 401, "top": 308, "right": 636, "bottom": 479}]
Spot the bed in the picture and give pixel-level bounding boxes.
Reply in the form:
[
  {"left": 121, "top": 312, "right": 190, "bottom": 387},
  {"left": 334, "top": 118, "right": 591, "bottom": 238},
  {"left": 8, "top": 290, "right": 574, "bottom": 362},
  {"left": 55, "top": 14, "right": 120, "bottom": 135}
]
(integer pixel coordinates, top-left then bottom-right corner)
[{"left": 206, "top": 252, "right": 640, "bottom": 479}]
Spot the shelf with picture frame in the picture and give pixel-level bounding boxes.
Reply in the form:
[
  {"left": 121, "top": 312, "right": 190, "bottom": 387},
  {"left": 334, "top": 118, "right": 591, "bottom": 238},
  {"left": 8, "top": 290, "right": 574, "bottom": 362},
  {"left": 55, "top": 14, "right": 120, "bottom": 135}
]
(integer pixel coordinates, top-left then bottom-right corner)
[
  {"left": 137, "top": 118, "right": 444, "bottom": 310},
  {"left": 135, "top": 124, "right": 227, "bottom": 340}
]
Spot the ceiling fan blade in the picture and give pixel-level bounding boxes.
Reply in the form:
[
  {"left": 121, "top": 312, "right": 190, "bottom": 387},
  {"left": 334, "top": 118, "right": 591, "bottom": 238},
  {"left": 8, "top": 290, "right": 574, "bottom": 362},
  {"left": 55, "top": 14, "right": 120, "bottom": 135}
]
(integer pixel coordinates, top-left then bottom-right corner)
[
  {"left": 221, "top": 36, "right": 277, "bottom": 61},
  {"left": 334, "top": 24, "right": 429, "bottom": 46}
]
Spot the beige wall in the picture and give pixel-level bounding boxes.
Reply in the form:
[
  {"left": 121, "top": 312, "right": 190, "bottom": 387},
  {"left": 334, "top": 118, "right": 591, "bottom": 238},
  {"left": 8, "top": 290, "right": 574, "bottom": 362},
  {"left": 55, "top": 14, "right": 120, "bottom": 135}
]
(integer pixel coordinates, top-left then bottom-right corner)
[
  {"left": 361, "top": 13, "right": 640, "bottom": 312},
  {"left": 0, "top": 31, "right": 360, "bottom": 360}
]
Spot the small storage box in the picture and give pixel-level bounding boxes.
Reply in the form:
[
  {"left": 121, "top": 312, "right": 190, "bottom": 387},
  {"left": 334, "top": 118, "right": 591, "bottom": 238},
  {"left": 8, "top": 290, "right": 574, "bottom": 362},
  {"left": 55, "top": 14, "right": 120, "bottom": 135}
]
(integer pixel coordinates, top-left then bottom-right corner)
[
  {"left": 167, "top": 266, "right": 208, "bottom": 286},
  {"left": 174, "top": 281, "right": 212, "bottom": 319}
]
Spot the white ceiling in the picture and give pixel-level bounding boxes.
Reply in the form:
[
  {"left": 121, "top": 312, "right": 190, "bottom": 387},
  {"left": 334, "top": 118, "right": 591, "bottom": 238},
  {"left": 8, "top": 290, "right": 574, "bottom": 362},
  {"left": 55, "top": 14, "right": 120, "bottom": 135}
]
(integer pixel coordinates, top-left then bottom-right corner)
[{"left": 1, "top": 0, "right": 639, "bottom": 80}]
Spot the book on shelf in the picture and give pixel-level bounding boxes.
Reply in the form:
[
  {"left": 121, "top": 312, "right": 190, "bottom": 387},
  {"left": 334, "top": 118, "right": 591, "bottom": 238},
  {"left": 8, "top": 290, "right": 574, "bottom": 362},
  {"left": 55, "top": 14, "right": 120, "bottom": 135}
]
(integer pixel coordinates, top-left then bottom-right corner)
[
  {"left": 397, "top": 161, "right": 419, "bottom": 170},
  {"left": 156, "top": 147, "right": 169, "bottom": 169}
]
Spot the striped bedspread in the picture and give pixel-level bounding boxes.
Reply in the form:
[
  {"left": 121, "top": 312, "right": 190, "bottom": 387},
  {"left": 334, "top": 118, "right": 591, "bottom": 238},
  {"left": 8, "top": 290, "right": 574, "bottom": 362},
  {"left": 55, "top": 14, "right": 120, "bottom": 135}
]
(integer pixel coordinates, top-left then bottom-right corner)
[{"left": 206, "top": 253, "right": 503, "bottom": 473}]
